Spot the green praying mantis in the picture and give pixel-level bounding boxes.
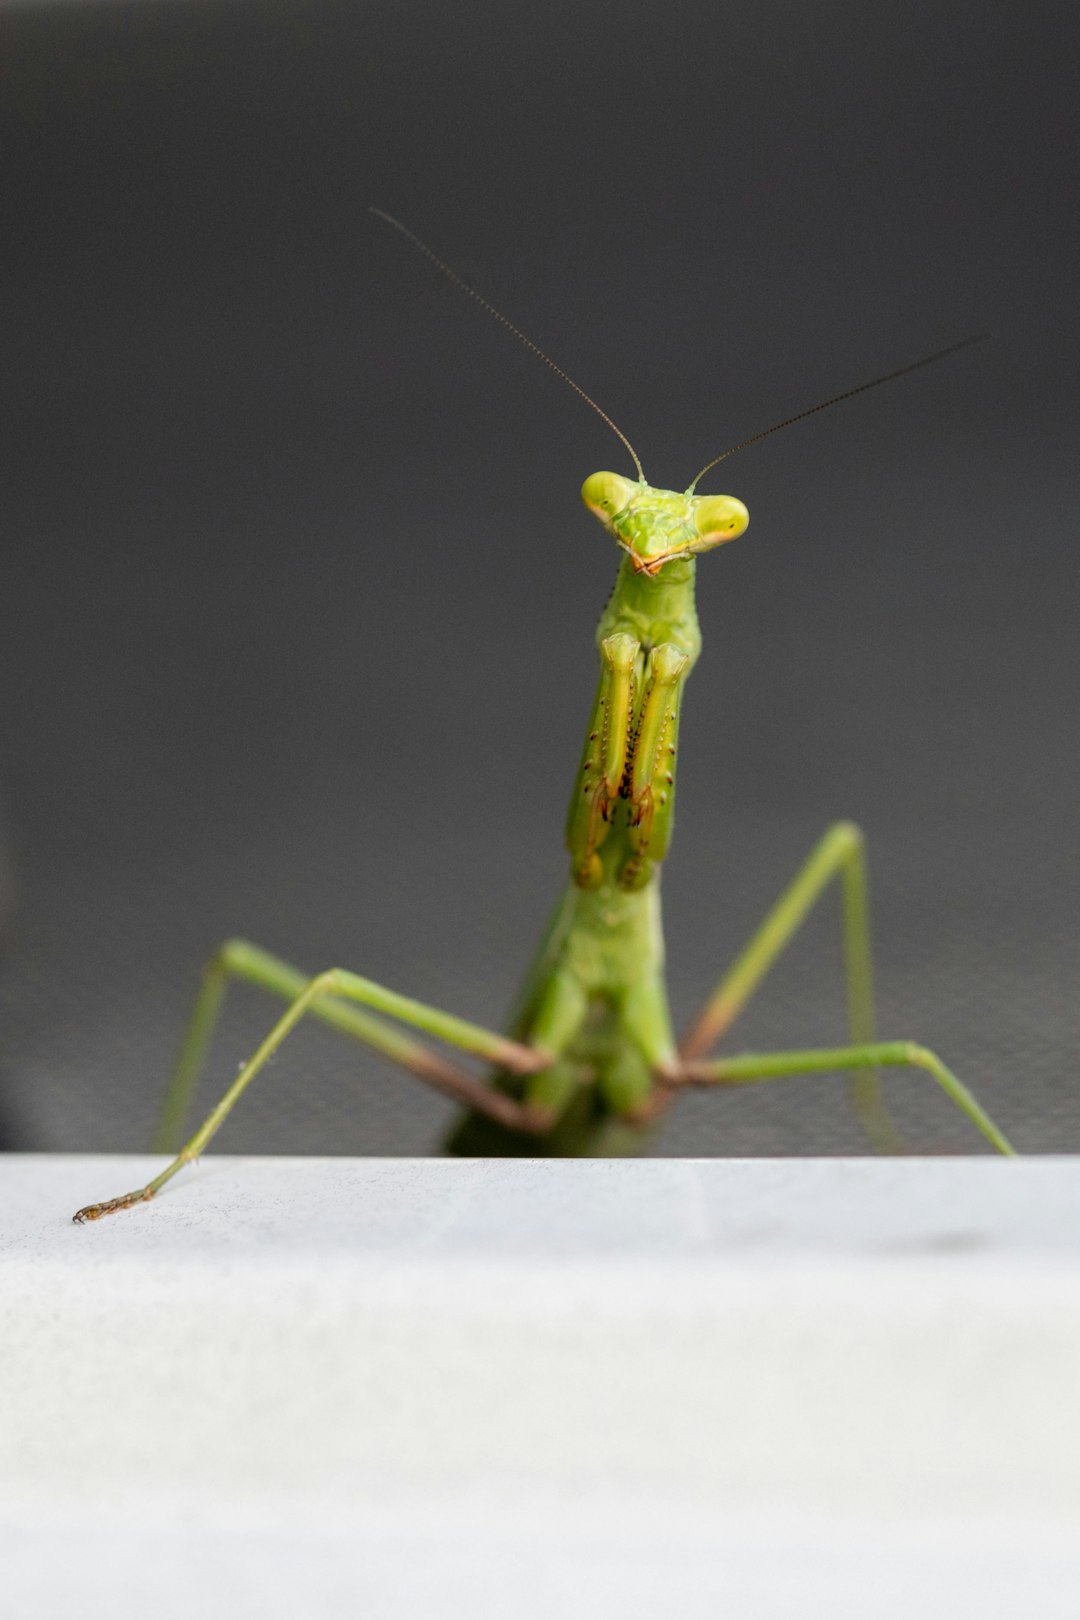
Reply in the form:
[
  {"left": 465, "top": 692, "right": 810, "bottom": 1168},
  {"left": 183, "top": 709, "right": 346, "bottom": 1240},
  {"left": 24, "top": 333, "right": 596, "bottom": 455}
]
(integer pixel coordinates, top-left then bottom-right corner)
[{"left": 73, "top": 213, "right": 1014, "bottom": 1221}]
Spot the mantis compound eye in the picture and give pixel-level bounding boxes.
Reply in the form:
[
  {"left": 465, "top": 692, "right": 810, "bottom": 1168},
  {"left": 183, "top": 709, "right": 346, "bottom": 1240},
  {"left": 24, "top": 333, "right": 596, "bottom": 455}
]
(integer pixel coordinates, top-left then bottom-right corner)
[
  {"left": 692, "top": 494, "right": 750, "bottom": 551},
  {"left": 581, "top": 471, "right": 637, "bottom": 525}
]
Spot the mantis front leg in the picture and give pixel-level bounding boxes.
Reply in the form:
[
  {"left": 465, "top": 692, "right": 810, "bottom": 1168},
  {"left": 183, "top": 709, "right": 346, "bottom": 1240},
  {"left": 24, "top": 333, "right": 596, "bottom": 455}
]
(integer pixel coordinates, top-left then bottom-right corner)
[
  {"left": 622, "top": 641, "right": 690, "bottom": 889},
  {"left": 566, "top": 631, "right": 638, "bottom": 888},
  {"left": 566, "top": 632, "right": 690, "bottom": 892}
]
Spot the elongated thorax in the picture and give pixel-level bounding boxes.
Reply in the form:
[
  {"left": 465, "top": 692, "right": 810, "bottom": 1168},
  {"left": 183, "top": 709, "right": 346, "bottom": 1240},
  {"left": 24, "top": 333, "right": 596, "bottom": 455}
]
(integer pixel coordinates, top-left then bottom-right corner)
[{"left": 567, "top": 474, "right": 748, "bottom": 895}]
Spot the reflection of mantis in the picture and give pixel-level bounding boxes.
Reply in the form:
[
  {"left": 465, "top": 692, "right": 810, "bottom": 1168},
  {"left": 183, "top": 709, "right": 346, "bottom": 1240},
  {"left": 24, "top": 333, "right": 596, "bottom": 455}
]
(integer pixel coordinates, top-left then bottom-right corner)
[{"left": 74, "top": 215, "right": 1013, "bottom": 1222}]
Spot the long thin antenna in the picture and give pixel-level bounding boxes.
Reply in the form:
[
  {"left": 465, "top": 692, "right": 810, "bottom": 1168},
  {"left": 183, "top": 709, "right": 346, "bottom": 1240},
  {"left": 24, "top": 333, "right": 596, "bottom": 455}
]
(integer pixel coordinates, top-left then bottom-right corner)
[
  {"left": 371, "top": 208, "right": 645, "bottom": 482},
  {"left": 686, "top": 334, "right": 989, "bottom": 493}
]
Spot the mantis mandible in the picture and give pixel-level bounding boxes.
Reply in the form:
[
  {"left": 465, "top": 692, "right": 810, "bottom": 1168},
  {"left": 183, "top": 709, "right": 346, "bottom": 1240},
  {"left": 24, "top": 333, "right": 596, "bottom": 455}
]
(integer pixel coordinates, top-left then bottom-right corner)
[{"left": 74, "top": 213, "right": 1014, "bottom": 1220}]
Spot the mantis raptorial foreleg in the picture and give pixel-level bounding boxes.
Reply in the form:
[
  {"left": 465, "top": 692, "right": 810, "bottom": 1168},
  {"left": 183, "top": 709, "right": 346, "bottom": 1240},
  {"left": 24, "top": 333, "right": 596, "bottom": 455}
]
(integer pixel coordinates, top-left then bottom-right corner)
[
  {"left": 567, "top": 635, "right": 692, "bottom": 893},
  {"left": 73, "top": 945, "right": 557, "bottom": 1221},
  {"left": 566, "top": 631, "right": 638, "bottom": 888},
  {"left": 677, "top": 821, "right": 901, "bottom": 1150},
  {"left": 623, "top": 643, "right": 689, "bottom": 889}
]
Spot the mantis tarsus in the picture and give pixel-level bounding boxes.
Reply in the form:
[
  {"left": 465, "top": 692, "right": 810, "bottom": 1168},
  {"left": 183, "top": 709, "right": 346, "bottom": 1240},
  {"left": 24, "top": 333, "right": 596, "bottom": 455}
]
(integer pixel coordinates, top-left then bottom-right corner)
[{"left": 73, "top": 213, "right": 1014, "bottom": 1221}]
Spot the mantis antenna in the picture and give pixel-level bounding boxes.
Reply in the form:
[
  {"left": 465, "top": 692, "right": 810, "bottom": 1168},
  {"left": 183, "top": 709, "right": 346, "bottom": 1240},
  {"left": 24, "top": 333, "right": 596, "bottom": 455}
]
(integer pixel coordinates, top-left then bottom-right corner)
[
  {"left": 686, "top": 333, "right": 989, "bottom": 493},
  {"left": 370, "top": 208, "right": 646, "bottom": 483}
]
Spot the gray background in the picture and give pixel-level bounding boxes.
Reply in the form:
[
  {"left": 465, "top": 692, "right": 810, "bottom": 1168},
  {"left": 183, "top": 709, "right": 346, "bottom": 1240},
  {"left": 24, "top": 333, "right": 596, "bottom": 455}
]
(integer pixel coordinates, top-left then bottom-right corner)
[{"left": 1, "top": 0, "right": 1077, "bottom": 1157}]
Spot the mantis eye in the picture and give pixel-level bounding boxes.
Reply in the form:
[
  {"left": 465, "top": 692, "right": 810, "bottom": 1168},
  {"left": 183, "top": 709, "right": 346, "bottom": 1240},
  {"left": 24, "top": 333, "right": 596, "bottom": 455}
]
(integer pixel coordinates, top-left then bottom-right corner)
[
  {"left": 582, "top": 471, "right": 637, "bottom": 524},
  {"left": 693, "top": 494, "right": 750, "bottom": 550}
]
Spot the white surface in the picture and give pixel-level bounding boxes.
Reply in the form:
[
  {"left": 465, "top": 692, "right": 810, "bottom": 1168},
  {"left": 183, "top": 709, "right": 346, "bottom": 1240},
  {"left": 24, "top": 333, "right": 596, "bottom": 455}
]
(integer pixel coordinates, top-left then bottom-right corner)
[{"left": 3, "top": 1154, "right": 1080, "bottom": 1617}]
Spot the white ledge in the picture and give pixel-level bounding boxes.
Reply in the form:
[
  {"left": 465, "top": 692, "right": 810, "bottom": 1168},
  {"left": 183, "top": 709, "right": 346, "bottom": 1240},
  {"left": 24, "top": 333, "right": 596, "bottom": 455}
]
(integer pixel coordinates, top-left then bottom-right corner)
[{"left": 3, "top": 1155, "right": 1080, "bottom": 1617}]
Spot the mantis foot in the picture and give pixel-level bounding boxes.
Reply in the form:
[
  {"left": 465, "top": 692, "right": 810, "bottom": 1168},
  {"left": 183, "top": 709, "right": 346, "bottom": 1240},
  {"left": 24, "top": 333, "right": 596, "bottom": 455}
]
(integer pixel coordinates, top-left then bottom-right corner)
[{"left": 72, "top": 1188, "right": 155, "bottom": 1223}]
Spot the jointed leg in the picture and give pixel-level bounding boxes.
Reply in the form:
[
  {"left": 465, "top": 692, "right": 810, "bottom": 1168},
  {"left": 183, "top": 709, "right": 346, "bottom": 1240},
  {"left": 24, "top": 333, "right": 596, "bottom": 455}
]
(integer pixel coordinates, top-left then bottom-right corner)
[
  {"left": 149, "top": 938, "right": 514, "bottom": 1154},
  {"left": 74, "top": 943, "right": 554, "bottom": 1221},
  {"left": 678, "top": 821, "right": 900, "bottom": 1150},
  {"left": 664, "top": 1041, "right": 1015, "bottom": 1155}
]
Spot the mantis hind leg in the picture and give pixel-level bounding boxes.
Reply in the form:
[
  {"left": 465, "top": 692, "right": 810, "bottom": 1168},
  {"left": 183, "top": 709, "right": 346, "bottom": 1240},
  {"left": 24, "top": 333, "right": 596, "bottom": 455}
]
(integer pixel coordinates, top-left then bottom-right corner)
[
  {"left": 669, "top": 1042, "right": 1015, "bottom": 1155},
  {"left": 73, "top": 940, "right": 553, "bottom": 1221},
  {"left": 149, "top": 937, "right": 487, "bottom": 1155},
  {"left": 678, "top": 822, "right": 900, "bottom": 1151}
]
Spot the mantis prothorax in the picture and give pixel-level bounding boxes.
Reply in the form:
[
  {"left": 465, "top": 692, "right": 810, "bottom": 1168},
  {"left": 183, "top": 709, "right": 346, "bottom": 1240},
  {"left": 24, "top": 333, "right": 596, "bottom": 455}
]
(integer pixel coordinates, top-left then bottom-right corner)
[{"left": 73, "top": 214, "right": 1013, "bottom": 1220}]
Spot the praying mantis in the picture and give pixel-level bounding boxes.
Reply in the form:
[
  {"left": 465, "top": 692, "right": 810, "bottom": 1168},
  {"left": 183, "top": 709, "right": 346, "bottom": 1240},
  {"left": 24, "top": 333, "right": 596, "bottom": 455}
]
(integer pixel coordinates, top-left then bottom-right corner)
[{"left": 73, "top": 213, "right": 1014, "bottom": 1221}]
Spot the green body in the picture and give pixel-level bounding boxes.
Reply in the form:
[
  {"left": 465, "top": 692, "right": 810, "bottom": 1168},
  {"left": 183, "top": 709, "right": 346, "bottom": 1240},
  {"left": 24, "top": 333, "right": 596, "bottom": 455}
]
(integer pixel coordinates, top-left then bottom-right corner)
[
  {"left": 70, "top": 254, "right": 1017, "bottom": 1222},
  {"left": 72, "top": 470, "right": 1015, "bottom": 1227},
  {"left": 447, "top": 475, "right": 745, "bottom": 1154}
]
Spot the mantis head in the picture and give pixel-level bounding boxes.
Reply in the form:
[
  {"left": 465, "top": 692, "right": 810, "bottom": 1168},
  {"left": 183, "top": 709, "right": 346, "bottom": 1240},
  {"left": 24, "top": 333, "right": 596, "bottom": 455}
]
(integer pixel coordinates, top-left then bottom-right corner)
[
  {"left": 371, "top": 213, "right": 988, "bottom": 577},
  {"left": 581, "top": 472, "right": 749, "bottom": 577}
]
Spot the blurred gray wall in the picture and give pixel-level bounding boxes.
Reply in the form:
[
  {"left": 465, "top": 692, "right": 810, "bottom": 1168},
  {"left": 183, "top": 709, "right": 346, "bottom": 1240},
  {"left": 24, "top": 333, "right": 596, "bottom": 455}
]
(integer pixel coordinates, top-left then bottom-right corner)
[{"left": 1, "top": 0, "right": 1077, "bottom": 1156}]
